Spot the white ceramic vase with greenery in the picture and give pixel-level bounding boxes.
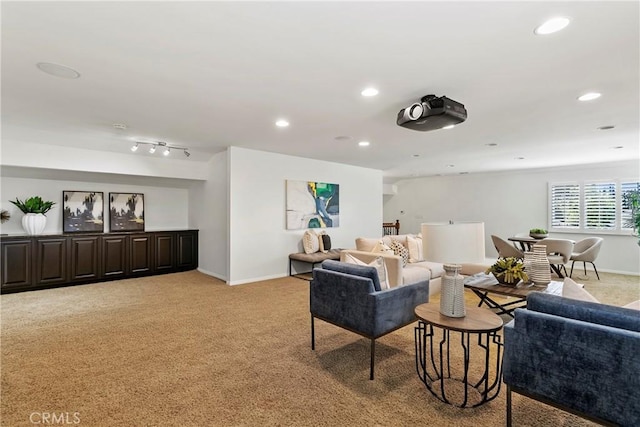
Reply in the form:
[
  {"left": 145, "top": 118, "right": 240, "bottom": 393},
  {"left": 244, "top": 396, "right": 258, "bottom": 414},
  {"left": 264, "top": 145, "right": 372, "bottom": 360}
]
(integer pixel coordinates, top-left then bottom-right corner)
[{"left": 9, "top": 196, "right": 56, "bottom": 236}]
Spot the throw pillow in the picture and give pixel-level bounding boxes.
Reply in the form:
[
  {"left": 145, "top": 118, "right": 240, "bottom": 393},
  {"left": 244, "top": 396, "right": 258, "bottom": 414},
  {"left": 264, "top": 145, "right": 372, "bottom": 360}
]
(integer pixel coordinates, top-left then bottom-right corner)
[
  {"left": 317, "top": 230, "right": 328, "bottom": 253},
  {"left": 372, "top": 240, "right": 395, "bottom": 255},
  {"left": 389, "top": 241, "right": 409, "bottom": 267},
  {"left": 561, "top": 277, "right": 600, "bottom": 303},
  {"left": 321, "top": 234, "right": 332, "bottom": 251},
  {"left": 406, "top": 234, "right": 424, "bottom": 263},
  {"left": 623, "top": 300, "right": 640, "bottom": 310},
  {"left": 343, "top": 253, "right": 390, "bottom": 290},
  {"left": 302, "top": 230, "right": 320, "bottom": 254}
]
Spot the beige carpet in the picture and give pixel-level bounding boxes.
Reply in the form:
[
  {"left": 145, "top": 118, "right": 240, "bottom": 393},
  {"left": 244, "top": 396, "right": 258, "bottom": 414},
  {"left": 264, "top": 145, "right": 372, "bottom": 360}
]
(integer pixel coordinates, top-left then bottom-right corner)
[{"left": 1, "top": 271, "right": 638, "bottom": 426}]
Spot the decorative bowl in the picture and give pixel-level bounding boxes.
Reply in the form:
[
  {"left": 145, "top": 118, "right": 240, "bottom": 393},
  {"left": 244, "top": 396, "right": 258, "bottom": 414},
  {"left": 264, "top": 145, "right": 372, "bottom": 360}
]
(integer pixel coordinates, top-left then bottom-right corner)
[
  {"left": 529, "top": 233, "right": 548, "bottom": 239},
  {"left": 495, "top": 274, "right": 520, "bottom": 286}
]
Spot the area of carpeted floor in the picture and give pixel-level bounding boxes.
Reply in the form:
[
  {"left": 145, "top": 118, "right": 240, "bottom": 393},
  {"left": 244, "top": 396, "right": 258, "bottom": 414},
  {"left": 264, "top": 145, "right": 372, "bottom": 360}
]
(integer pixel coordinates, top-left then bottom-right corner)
[{"left": 1, "top": 270, "right": 638, "bottom": 426}]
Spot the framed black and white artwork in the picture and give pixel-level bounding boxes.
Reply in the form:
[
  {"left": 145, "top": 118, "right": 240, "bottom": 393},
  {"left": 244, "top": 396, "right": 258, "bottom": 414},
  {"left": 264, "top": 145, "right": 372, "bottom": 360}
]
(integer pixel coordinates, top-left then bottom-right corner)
[
  {"left": 109, "top": 193, "right": 145, "bottom": 232},
  {"left": 62, "top": 191, "right": 104, "bottom": 233}
]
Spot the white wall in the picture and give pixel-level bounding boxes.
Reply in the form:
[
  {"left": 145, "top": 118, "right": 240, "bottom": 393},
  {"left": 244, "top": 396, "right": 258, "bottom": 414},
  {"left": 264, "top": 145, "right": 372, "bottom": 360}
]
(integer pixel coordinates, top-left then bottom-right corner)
[
  {"left": 384, "top": 160, "right": 640, "bottom": 275},
  {"left": 189, "top": 151, "right": 229, "bottom": 280},
  {"left": 1, "top": 175, "right": 190, "bottom": 234},
  {"left": 227, "top": 147, "right": 382, "bottom": 285}
]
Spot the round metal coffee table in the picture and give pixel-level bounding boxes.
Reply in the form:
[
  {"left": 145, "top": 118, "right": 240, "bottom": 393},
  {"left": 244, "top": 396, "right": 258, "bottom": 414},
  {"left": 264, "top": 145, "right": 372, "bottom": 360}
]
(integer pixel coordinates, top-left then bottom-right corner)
[{"left": 414, "top": 303, "right": 504, "bottom": 408}]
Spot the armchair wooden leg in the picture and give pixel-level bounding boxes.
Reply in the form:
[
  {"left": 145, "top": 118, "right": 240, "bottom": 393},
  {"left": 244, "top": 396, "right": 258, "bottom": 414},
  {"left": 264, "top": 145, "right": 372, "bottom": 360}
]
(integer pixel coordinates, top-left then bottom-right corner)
[
  {"left": 570, "top": 260, "right": 576, "bottom": 277},
  {"left": 591, "top": 262, "right": 600, "bottom": 280},
  {"left": 370, "top": 339, "right": 375, "bottom": 380},
  {"left": 506, "top": 384, "right": 513, "bottom": 427},
  {"left": 311, "top": 315, "right": 315, "bottom": 350}
]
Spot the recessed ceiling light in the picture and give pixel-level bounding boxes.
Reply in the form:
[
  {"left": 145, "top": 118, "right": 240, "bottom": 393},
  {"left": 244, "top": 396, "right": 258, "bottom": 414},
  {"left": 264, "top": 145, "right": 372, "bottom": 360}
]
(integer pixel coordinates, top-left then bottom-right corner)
[
  {"left": 578, "top": 92, "right": 601, "bottom": 102},
  {"left": 275, "top": 119, "right": 289, "bottom": 127},
  {"left": 36, "top": 62, "right": 81, "bottom": 79},
  {"left": 515, "top": 157, "right": 525, "bottom": 160},
  {"left": 612, "top": 146, "right": 624, "bottom": 149},
  {"left": 334, "top": 136, "right": 351, "bottom": 141},
  {"left": 361, "top": 87, "right": 379, "bottom": 97},
  {"left": 485, "top": 143, "right": 498, "bottom": 147},
  {"left": 442, "top": 125, "right": 455, "bottom": 130},
  {"left": 534, "top": 17, "right": 570, "bottom": 35},
  {"left": 113, "top": 123, "right": 127, "bottom": 130},
  {"left": 358, "top": 141, "right": 370, "bottom": 147},
  {"left": 412, "top": 154, "right": 420, "bottom": 158},
  {"left": 597, "top": 125, "right": 615, "bottom": 130},
  {"left": 446, "top": 164, "right": 455, "bottom": 168}
]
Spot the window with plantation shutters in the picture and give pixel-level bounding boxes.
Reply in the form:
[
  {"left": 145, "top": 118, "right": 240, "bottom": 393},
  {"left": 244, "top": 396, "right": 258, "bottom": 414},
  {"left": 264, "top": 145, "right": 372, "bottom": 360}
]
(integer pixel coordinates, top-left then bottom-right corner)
[
  {"left": 549, "top": 180, "right": 639, "bottom": 234},
  {"left": 584, "top": 182, "right": 616, "bottom": 230},
  {"left": 550, "top": 183, "right": 580, "bottom": 228},
  {"left": 621, "top": 181, "right": 640, "bottom": 230}
]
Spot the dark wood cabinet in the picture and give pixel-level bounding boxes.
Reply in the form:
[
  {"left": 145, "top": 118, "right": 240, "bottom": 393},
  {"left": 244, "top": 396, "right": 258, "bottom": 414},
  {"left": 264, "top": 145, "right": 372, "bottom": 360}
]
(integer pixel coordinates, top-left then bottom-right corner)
[
  {"left": 177, "top": 231, "right": 198, "bottom": 270},
  {"left": 0, "top": 230, "right": 198, "bottom": 293},
  {"left": 35, "top": 237, "right": 67, "bottom": 286},
  {"left": 130, "top": 234, "right": 153, "bottom": 275},
  {"left": 69, "top": 236, "right": 101, "bottom": 282},
  {"left": 1, "top": 239, "right": 33, "bottom": 289},
  {"left": 102, "top": 235, "right": 127, "bottom": 279},
  {"left": 154, "top": 233, "right": 175, "bottom": 272}
]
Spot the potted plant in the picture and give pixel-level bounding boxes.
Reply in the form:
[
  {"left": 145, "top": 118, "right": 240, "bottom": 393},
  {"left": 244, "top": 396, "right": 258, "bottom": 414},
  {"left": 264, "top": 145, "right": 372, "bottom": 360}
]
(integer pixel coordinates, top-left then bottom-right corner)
[
  {"left": 486, "top": 257, "right": 529, "bottom": 285},
  {"left": 9, "top": 196, "right": 56, "bottom": 235},
  {"left": 623, "top": 190, "right": 640, "bottom": 245},
  {"left": 529, "top": 228, "right": 548, "bottom": 239}
]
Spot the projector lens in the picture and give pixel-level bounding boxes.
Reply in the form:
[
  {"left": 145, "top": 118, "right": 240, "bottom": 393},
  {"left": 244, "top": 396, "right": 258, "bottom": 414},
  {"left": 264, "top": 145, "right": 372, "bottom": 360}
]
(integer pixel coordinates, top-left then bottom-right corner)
[{"left": 407, "top": 103, "right": 423, "bottom": 120}]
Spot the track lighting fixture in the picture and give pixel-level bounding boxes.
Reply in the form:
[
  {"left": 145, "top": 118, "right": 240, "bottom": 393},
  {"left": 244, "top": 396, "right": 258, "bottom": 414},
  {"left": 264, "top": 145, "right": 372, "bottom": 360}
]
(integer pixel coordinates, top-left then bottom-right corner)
[{"left": 129, "top": 140, "right": 191, "bottom": 158}]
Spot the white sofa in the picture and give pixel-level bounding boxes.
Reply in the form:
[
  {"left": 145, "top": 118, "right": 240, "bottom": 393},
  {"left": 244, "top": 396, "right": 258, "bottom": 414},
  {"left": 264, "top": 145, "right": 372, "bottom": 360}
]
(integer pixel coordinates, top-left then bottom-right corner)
[{"left": 341, "top": 234, "right": 486, "bottom": 296}]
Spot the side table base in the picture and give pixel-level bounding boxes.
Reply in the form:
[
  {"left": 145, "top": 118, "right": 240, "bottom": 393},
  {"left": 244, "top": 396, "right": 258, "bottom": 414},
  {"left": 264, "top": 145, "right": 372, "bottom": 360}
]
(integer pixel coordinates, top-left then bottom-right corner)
[{"left": 415, "top": 320, "right": 503, "bottom": 408}]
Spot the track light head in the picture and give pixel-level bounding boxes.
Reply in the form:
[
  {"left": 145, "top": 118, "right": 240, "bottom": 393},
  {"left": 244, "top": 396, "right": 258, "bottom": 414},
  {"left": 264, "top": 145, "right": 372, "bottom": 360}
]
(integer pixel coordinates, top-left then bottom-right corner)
[
  {"left": 131, "top": 143, "right": 139, "bottom": 152},
  {"left": 149, "top": 145, "right": 156, "bottom": 154},
  {"left": 184, "top": 150, "right": 190, "bottom": 157},
  {"left": 163, "top": 147, "right": 170, "bottom": 156}
]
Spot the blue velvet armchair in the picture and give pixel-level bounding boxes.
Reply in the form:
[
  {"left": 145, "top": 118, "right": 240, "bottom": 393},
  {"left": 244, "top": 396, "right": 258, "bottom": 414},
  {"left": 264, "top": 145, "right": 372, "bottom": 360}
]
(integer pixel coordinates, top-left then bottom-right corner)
[
  {"left": 503, "top": 292, "right": 640, "bottom": 427},
  {"left": 310, "top": 260, "right": 429, "bottom": 380}
]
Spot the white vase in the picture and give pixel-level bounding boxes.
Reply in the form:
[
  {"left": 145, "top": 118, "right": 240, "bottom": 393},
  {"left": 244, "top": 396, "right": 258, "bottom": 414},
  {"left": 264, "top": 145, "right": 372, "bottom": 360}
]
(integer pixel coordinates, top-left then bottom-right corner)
[
  {"left": 440, "top": 264, "right": 466, "bottom": 317},
  {"left": 529, "top": 244, "right": 551, "bottom": 285},
  {"left": 22, "top": 213, "right": 47, "bottom": 235}
]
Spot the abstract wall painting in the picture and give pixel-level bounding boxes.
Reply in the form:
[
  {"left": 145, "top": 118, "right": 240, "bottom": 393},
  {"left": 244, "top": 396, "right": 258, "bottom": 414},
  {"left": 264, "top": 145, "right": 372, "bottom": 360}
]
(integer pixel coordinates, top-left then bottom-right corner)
[
  {"left": 62, "top": 191, "right": 104, "bottom": 233},
  {"left": 109, "top": 193, "right": 145, "bottom": 232},
  {"left": 286, "top": 180, "right": 339, "bottom": 230}
]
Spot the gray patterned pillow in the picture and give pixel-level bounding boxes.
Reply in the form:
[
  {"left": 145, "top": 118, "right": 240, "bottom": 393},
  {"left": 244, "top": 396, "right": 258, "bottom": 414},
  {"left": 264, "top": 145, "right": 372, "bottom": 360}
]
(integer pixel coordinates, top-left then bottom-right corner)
[{"left": 390, "top": 241, "right": 409, "bottom": 267}]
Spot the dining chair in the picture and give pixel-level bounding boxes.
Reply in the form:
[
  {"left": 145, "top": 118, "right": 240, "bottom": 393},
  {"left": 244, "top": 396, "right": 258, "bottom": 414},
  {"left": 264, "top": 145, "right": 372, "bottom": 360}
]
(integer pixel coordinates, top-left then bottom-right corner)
[
  {"left": 569, "top": 237, "right": 603, "bottom": 280},
  {"left": 491, "top": 235, "right": 524, "bottom": 259},
  {"left": 537, "top": 238, "right": 574, "bottom": 278}
]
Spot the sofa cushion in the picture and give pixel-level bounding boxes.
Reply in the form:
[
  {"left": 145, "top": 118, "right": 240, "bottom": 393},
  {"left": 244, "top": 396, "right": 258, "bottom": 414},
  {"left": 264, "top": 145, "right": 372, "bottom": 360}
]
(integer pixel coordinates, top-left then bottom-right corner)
[
  {"left": 406, "top": 234, "right": 424, "bottom": 263},
  {"left": 321, "top": 259, "right": 382, "bottom": 292},
  {"left": 372, "top": 240, "right": 395, "bottom": 255},
  {"left": 403, "top": 264, "right": 431, "bottom": 284},
  {"left": 408, "top": 261, "right": 445, "bottom": 279},
  {"left": 303, "top": 230, "right": 320, "bottom": 254},
  {"left": 342, "top": 253, "right": 389, "bottom": 291},
  {"left": 382, "top": 235, "right": 407, "bottom": 248},
  {"left": 562, "top": 277, "right": 599, "bottom": 303},
  {"left": 355, "top": 237, "right": 379, "bottom": 252}
]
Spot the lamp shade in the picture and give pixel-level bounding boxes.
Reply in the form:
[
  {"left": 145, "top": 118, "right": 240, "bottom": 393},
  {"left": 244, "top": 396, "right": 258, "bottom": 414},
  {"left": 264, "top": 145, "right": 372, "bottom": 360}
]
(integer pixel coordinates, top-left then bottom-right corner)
[{"left": 421, "top": 222, "right": 485, "bottom": 264}]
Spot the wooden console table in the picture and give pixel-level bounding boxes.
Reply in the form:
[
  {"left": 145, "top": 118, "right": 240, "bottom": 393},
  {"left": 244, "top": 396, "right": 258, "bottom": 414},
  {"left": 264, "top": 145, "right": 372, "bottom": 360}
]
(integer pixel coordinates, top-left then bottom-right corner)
[{"left": 0, "top": 230, "right": 198, "bottom": 293}]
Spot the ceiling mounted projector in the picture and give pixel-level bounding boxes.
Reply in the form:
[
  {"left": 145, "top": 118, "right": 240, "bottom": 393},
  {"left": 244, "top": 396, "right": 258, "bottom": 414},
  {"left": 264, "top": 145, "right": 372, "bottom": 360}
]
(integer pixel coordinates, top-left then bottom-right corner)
[{"left": 397, "top": 94, "right": 467, "bottom": 131}]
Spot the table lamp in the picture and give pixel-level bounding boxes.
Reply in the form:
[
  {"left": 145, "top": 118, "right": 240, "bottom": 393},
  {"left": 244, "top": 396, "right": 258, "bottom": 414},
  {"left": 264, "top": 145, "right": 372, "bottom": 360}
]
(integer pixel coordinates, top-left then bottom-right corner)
[{"left": 421, "top": 222, "right": 486, "bottom": 317}]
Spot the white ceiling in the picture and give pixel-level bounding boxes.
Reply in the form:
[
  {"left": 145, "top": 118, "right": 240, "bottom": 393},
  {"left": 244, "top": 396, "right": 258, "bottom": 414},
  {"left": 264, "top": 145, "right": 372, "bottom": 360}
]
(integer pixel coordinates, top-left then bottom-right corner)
[{"left": 2, "top": 1, "right": 638, "bottom": 183}]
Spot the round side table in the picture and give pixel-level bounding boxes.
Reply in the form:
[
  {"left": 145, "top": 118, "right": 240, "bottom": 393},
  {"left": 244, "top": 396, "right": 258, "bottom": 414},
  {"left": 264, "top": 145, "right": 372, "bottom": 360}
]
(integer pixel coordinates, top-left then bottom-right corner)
[{"left": 414, "top": 303, "right": 504, "bottom": 408}]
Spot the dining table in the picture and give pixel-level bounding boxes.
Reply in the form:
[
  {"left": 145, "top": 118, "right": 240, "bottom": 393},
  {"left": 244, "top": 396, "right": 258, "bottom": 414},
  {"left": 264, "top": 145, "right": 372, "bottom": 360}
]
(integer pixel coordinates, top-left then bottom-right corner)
[{"left": 508, "top": 235, "right": 575, "bottom": 278}]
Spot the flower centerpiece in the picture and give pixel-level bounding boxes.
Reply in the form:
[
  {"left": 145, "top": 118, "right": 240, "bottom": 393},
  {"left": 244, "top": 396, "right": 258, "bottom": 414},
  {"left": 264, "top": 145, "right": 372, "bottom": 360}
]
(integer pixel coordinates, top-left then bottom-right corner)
[
  {"left": 9, "top": 196, "right": 56, "bottom": 235},
  {"left": 486, "top": 257, "right": 528, "bottom": 285}
]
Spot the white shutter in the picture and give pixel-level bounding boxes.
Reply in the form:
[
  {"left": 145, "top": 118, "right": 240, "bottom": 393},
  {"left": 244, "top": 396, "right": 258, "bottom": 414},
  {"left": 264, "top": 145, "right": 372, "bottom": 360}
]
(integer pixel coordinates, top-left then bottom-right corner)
[
  {"left": 584, "top": 182, "right": 616, "bottom": 230},
  {"left": 550, "top": 184, "right": 580, "bottom": 228}
]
